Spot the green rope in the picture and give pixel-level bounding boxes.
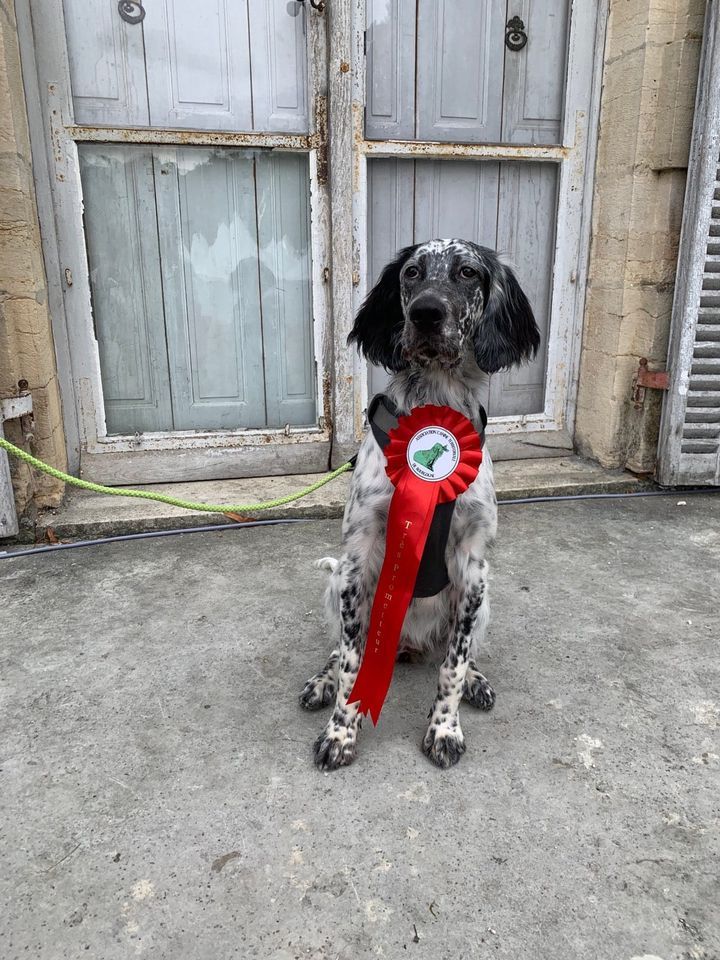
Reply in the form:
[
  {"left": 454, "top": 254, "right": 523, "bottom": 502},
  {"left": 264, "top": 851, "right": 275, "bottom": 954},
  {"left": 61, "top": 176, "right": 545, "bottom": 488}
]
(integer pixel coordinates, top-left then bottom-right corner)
[{"left": 0, "top": 436, "right": 352, "bottom": 514}]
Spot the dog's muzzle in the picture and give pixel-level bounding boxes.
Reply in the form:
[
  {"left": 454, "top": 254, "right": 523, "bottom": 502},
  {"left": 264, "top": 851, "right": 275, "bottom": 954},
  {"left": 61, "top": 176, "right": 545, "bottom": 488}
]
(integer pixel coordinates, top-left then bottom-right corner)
[{"left": 407, "top": 293, "right": 449, "bottom": 334}]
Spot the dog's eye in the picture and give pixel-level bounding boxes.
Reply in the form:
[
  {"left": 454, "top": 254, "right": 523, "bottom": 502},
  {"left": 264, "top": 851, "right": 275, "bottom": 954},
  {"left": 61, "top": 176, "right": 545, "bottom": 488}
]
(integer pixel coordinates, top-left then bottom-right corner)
[
  {"left": 404, "top": 265, "right": 420, "bottom": 280},
  {"left": 460, "top": 266, "right": 477, "bottom": 279}
]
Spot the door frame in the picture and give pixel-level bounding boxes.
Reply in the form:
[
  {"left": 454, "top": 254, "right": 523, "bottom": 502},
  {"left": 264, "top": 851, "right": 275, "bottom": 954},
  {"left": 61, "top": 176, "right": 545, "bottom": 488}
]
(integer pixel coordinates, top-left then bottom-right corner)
[
  {"left": 17, "top": 0, "right": 335, "bottom": 483},
  {"left": 335, "top": 0, "right": 608, "bottom": 461}
]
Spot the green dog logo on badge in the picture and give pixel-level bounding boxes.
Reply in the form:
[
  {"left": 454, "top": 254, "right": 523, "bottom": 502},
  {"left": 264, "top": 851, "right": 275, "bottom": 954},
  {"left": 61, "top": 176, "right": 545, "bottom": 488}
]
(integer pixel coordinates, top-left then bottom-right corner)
[{"left": 412, "top": 442, "right": 449, "bottom": 473}]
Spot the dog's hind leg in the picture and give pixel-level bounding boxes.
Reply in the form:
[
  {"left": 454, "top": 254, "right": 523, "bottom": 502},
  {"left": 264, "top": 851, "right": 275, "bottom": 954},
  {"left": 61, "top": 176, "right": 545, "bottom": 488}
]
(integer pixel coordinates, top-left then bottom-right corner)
[
  {"left": 299, "top": 650, "right": 339, "bottom": 711},
  {"left": 423, "top": 557, "right": 489, "bottom": 768}
]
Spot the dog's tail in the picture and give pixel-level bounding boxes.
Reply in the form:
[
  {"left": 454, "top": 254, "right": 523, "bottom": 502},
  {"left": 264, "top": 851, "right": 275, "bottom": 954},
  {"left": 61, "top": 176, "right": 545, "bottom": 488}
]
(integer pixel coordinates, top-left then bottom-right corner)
[{"left": 315, "top": 556, "right": 339, "bottom": 574}]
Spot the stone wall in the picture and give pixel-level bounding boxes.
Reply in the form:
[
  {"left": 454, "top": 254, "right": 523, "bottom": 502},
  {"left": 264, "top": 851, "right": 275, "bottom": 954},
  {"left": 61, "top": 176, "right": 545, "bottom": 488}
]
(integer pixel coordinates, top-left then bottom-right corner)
[
  {"left": 575, "top": 0, "right": 706, "bottom": 472},
  {"left": 0, "top": 0, "right": 65, "bottom": 514}
]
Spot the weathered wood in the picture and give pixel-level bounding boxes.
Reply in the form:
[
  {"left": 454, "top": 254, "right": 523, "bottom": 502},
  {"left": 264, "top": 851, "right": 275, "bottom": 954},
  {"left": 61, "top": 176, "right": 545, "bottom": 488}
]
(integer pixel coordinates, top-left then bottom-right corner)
[
  {"left": 307, "top": 5, "right": 333, "bottom": 434},
  {"left": 363, "top": 139, "right": 568, "bottom": 161},
  {"left": 658, "top": 1, "right": 720, "bottom": 487},
  {"left": 62, "top": 0, "right": 147, "bottom": 126},
  {"left": 328, "top": 0, "right": 359, "bottom": 465},
  {"left": 0, "top": 422, "right": 19, "bottom": 537},
  {"left": 24, "top": 0, "right": 330, "bottom": 481},
  {"left": 155, "top": 146, "right": 267, "bottom": 430},
  {"left": 365, "top": 0, "right": 416, "bottom": 140},
  {"left": 354, "top": 0, "right": 607, "bottom": 458},
  {"left": 501, "top": 0, "right": 570, "bottom": 145},
  {"left": 416, "top": 0, "right": 505, "bottom": 143},
  {"left": 492, "top": 161, "right": 559, "bottom": 416},
  {"left": 22, "top": 0, "right": 605, "bottom": 479},
  {"left": 256, "top": 151, "right": 316, "bottom": 426},
  {"left": 247, "top": 0, "right": 309, "bottom": 133},
  {"left": 79, "top": 144, "right": 174, "bottom": 434},
  {"left": 144, "top": 0, "right": 254, "bottom": 132},
  {"left": 82, "top": 438, "right": 331, "bottom": 484}
]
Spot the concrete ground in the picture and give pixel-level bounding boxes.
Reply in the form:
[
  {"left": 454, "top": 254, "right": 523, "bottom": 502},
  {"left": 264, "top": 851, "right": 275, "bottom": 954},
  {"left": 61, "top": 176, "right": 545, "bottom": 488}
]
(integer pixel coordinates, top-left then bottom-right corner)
[{"left": 1, "top": 494, "right": 719, "bottom": 960}]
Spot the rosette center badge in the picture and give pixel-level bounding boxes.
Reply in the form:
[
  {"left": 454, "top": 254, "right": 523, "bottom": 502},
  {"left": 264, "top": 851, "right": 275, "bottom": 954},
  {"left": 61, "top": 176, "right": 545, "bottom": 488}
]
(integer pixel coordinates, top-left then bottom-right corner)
[{"left": 407, "top": 426, "right": 460, "bottom": 482}]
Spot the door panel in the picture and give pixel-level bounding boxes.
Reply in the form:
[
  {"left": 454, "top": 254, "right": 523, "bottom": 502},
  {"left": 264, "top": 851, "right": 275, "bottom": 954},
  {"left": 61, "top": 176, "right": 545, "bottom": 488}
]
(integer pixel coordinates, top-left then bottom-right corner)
[
  {"left": 63, "top": 0, "right": 148, "bottom": 125},
  {"left": 248, "top": 0, "right": 309, "bottom": 133},
  {"left": 65, "top": 0, "right": 309, "bottom": 135},
  {"left": 367, "top": 160, "right": 414, "bottom": 395},
  {"left": 367, "top": 0, "right": 571, "bottom": 146},
  {"left": 79, "top": 145, "right": 172, "bottom": 433},
  {"left": 501, "top": 0, "right": 570, "bottom": 144},
  {"left": 491, "top": 162, "right": 557, "bottom": 415},
  {"left": 256, "top": 152, "right": 315, "bottom": 426},
  {"left": 367, "top": 159, "right": 414, "bottom": 281},
  {"left": 144, "top": 0, "right": 254, "bottom": 132},
  {"left": 416, "top": 0, "right": 505, "bottom": 143},
  {"left": 365, "top": 0, "right": 417, "bottom": 140},
  {"left": 367, "top": 157, "right": 558, "bottom": 416},
  {"left": 79, "top": 145, "right": 316, "bottom": 434},
  {"left": 155, "top": 148, "right": 267, "bottom": 430},
  {"left": 414, "top": 159, "right": 500, "bottom": 246}
]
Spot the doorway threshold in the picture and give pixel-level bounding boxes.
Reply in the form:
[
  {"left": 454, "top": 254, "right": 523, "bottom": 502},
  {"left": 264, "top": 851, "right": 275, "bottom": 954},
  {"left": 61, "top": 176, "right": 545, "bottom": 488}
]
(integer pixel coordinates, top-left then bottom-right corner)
[{"left": 27, "top": 457, "right": 649, "bottom": 543}]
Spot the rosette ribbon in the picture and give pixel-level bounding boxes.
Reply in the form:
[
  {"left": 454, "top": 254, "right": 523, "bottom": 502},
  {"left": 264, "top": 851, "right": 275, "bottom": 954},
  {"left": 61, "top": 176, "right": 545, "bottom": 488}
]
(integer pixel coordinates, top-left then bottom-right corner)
[{"left": 347, "top": 404, "right": 483, "bottom": 723}]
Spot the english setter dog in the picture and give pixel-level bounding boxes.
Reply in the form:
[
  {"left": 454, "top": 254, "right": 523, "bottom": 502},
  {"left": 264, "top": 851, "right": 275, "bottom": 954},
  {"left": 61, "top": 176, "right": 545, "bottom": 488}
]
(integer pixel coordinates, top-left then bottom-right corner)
[{"left": 301, "top": 239, "right": 540, "bottom": 770}]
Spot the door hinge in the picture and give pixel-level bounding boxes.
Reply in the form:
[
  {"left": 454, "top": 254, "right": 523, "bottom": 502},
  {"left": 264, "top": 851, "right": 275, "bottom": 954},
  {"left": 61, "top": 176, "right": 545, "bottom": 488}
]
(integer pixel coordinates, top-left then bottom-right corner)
[
  {"left": 632, "top": 358, "right": 669, "bottom": 409},
  {"left": 313, "top": 94, "right": 328, "bottom": 186}
]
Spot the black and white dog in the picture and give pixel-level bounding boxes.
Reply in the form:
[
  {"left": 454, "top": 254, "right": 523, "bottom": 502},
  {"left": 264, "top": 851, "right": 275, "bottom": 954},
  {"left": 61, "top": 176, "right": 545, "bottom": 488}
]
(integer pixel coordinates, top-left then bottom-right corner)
[{"left": 301, "top": 240, "right": 540, "bottom": 770}]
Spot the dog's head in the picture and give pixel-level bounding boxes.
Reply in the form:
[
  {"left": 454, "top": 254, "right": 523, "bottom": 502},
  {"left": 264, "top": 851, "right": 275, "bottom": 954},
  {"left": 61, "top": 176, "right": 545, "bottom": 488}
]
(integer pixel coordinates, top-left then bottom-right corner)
[{"left": 348, "top": 239, "right": 540, "bottom": 373}]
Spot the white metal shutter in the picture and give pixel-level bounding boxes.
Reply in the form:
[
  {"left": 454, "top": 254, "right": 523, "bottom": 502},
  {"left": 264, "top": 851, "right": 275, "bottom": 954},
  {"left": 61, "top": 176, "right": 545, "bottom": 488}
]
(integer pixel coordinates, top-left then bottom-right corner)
[{"left": 658, "top": 1, "right": 720, "bottom": 486}]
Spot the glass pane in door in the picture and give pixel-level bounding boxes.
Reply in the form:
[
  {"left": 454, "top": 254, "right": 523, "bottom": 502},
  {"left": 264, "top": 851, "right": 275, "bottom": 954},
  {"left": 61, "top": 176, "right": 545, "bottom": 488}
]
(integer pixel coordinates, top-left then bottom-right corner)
[{"left": 79, "top": 144, "right": 315, "bottom": 435}]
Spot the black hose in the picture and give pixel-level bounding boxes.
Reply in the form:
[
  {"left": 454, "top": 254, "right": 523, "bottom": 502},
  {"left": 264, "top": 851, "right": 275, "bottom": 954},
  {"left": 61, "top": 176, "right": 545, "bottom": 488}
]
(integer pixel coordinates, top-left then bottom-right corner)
[{"left": 0, "top": 517, "right": 312, "bottom": 559}]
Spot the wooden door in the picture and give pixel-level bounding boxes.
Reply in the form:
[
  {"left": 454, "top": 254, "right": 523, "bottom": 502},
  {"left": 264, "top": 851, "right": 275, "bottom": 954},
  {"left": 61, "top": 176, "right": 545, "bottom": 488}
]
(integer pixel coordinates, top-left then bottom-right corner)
[
  {"left": 368, "top": 159, "right": 558, "bottom": 418},
  {"left": 28, "top": 0, "right": 330, "bottom": 482},
  {"left": 63, "top": 0, "right": 315, "bottom": 436},
  {"left": 362, "top": 0, "right": 594, "bottom": 458}
]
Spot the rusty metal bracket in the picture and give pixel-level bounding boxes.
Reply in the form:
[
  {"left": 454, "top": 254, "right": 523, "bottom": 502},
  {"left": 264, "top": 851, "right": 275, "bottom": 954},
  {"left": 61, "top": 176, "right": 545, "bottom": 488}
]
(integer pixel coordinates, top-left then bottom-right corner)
[
  {"left": 632, "top": 358, "right": 670, "bottom": 409},
  {"left": 313, "top": 94, "right": 328, "bottom": 185}
]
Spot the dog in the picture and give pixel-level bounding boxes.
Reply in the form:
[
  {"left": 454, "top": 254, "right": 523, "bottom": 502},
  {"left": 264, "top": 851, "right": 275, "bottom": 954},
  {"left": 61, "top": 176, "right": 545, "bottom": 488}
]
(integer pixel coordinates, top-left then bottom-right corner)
[{"left": 300, "top": 239, "right": 540, "bottom": 770}]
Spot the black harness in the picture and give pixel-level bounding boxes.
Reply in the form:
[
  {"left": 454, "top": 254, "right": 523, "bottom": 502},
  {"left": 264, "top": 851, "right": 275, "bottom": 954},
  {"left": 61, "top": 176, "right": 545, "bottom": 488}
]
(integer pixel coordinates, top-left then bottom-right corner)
[{"left": 367, "top": 394, "right": 487, "bottom": 599}]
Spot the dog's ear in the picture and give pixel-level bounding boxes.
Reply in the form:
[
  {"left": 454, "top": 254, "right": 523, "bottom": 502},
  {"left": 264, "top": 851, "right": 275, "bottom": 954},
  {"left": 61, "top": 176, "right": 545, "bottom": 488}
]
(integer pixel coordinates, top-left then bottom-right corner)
[
  {"left": 347, "top": 245, "right": 417, "bottom": 371},
  {"left": 473, "top": 258, "right": 541, "bottom": 374}
]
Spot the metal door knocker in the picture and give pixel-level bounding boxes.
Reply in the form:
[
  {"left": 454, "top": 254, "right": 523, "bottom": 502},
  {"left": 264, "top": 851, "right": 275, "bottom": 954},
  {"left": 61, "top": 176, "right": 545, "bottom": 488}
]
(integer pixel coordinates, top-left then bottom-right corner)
[
  {"left": 505, "top": 16, "right": 527, "bottom": 51},
  {"left": 118, "top": 0, "right": 146, "bottom": 24}
]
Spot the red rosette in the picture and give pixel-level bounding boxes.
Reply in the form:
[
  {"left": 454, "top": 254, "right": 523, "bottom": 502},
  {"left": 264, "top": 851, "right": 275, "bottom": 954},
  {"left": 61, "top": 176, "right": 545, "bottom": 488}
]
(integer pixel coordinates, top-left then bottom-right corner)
[
  {"left": 347, "top": 404, "right": 483, "bottom": 724},
  {"left": 384, "top": 404, "right": 483, "bottom": 500}
]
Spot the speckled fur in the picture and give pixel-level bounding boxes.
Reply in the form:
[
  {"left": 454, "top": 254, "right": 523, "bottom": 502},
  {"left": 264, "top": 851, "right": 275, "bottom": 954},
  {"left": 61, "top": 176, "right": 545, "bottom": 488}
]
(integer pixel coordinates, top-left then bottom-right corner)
[{"left": 301, "top": 240, "right": 539, "bottom": 770}]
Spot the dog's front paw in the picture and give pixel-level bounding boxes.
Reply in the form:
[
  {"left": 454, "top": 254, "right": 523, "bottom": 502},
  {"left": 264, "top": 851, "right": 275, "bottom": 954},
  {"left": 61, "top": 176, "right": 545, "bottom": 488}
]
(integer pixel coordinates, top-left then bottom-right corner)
[
  {"left": 299, "top": 672, "right": 336, "bottom": 711},
  {"left": 313, "top": 722, "right": 358, "bottom": 771},
  {"left": 463, "top": 668, "right": 495, "bottom": 711},
  {"left": 422, "top": 721, "right": 466, "bottom": 769}
]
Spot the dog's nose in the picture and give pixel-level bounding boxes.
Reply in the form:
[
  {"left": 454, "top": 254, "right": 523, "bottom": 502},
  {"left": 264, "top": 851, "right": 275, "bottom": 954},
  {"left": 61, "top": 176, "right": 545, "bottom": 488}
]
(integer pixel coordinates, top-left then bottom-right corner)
[{"left": 408, "top": 295, "right": 448, "bottom": 332}]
